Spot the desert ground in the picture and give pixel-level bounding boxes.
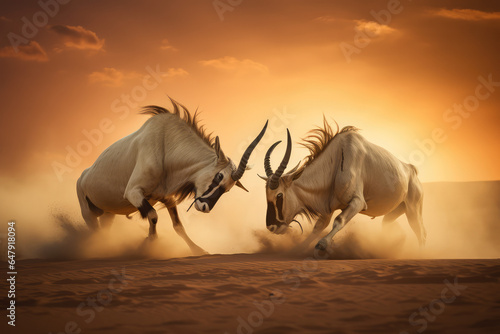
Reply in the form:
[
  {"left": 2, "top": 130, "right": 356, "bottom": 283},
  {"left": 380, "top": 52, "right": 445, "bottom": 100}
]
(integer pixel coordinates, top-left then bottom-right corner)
[
  {"left": 3, "top": 181, "right": 500, "bottom": 334},
  {"left": 10, "top": 255, "right": 500, "bottom": 334}
]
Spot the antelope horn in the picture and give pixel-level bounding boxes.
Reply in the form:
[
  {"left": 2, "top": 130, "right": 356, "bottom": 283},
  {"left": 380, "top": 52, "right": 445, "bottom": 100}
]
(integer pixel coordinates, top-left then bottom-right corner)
[
  {"left": 269, "top": 129, "right": 292, "bottom": 190},
  {"left": 264, "top": 141, "right": 281, "bottom": 177},
  {"left": 232, "top": 120, "right": 268, "bottom": 181}
]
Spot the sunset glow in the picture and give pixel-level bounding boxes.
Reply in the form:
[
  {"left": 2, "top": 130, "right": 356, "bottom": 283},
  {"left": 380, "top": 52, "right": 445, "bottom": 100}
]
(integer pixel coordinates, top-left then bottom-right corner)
[
  {"left": 1, "top": 0, "right": 499, "bottom": 188},
  {"left": 1, "top": 2, "right": 500, "bottom": 333}
]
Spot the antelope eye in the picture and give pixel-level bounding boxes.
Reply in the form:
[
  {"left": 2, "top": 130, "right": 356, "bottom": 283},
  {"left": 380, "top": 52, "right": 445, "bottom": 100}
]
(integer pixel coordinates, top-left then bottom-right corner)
[
  {"left": 277, "top": 193, "right": 283, "bottom": 199},
  {"left": 216, "top": 173, "right": 224, "bottom": 181}
]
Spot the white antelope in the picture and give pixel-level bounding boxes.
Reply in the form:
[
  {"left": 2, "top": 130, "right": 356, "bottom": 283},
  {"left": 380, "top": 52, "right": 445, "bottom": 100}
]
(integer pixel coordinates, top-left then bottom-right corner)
[
  {"left": 77, "top": 98, "right": 267, "bottom": 255},
  {"left": 262, "top": 118, "right": 426, "bottom": 251}
]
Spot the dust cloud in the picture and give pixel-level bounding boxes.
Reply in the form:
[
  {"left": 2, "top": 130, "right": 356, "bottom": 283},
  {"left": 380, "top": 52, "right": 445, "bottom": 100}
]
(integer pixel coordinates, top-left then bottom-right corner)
[
  {"left": 1, "top": 175, "right": 498, "bottom": 261},
  {"left": 250, "top": 181, "right": 500, "bottom": 260}
]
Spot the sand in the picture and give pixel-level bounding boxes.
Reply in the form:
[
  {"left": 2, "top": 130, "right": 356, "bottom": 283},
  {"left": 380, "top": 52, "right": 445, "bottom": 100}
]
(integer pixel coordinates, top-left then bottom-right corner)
[{"left": 6, "top": 254, "right": 500, "bottom": 334}]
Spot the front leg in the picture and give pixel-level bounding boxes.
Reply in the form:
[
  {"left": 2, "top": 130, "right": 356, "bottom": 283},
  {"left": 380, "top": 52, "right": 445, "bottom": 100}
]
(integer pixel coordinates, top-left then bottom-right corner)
[
  {"left": 124, "top": 165, "right": 161, "bottom": 240},
  {"left": 294, "top": 213, "right": 333, "bottom": 252},
  {"left": 316, "top": 196, "right": 366, "bottom": 251},
  {"left": 125, "top": 187, "right": 158, "bottom": 240},
  {"left": 167, "top": 205, "right": 208, "bottom": 256}
]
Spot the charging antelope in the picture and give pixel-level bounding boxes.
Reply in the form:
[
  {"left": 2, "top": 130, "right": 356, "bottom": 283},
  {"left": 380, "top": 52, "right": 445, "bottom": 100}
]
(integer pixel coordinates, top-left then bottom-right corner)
[
  {"left": 261, "top": 118, "right": 426, "bottom": 251},
  {"left": 77, "top": 98, "right": 267, "bottom": 255}
]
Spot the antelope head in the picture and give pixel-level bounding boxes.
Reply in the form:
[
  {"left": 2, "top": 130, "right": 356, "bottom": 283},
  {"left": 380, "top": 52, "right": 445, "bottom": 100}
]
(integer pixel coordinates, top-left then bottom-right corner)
[
  {"left": 260, "top": 129, "right": 303, "bottom": 234},
  {"left": 191, "top": 121, "right": 268, "bottom": 213}
]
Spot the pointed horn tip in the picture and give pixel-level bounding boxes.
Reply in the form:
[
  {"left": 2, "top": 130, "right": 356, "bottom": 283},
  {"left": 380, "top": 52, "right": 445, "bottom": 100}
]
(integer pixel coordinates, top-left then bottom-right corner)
[
  {"left": 235, "top": 180, "right": 249, "bottom": 192},
  {"left": 257, "top": 174, "right": 268, "bottom": 181},
  {"left": 270, "top": 140, "right": 282, "bottom": 149},
  {"left": 234, "top": 120, "right": 269, "bottom": 178}
]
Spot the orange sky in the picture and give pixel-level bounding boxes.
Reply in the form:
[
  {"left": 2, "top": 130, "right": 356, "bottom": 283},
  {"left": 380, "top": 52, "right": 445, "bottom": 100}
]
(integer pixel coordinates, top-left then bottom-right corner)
[{"left": 0, "top": 0, "right": 499, "bottom": 189}]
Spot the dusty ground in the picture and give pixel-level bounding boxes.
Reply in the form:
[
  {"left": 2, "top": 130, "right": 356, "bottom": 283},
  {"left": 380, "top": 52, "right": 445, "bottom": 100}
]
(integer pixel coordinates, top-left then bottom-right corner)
[{"left": 4, "top": 254, "right": 500, "bottom": 334}]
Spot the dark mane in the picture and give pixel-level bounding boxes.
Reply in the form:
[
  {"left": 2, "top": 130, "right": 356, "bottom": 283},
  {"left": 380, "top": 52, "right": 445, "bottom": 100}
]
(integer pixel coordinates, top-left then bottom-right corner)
[
  {"left": 291, "top": 116, "right": 359, "bottom": 179},
  {"left": 141, "top": 97, "right": 215, "bottom": 148},
  {"left": 161, "top": 182, "right": 196, "bottom": 208}
]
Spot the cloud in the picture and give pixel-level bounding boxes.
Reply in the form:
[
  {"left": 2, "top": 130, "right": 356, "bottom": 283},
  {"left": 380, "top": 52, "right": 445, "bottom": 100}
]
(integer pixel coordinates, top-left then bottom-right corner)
[
  {"left": 314, "top": 15, "right": 337, "bottom": 23},
  {"left": 165, "top": 67, "right": 188, "bottom": 77},
  {"left": 355, "top": 20, "right": 396, "bottom": 37},
  {"left": 88, "top": 68, "right": 126, "bottom": 87},
  {"left": 49, "top": 25, "right": 105, "bottom": 50},
  {"left": 0, "top": 41, "right": 48, "bottom": 62},
  {"left": 433, "top": 9, "right": 500, "bottom": 21},
  {"left": 199, "top": 56, "right": 269, "bottom": 74},
  {"left": 160, "top": 39, "right": 177, "bottom": 51},
  {"left": 88, "top": 67, "right": 188, "bottom": 87}
]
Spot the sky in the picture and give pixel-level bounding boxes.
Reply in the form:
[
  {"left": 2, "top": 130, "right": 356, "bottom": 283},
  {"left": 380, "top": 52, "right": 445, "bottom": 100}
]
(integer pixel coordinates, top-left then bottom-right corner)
[{"left": 0, "top": 1, "right": 499, "bottom": 252}]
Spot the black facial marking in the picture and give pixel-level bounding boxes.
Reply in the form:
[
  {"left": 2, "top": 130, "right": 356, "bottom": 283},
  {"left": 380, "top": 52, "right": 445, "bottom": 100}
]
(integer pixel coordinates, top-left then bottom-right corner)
[
  {"left": 138, "top": 198, "right": 154, "bottom": 218},
  {"left": 341, "top": 149, "right": 344, "bottom": 172},
  {"left": 198, "top": 186, "right": 226, "bottom": 211},
  {"left": 266, "top": 202, "right": 277, "bottom": 226},
  {"left": 276, "top": 193, "right": 284, "bottom": 221},
  {"left": 202, "top": 172, "right": 224, "bottom": 197}
]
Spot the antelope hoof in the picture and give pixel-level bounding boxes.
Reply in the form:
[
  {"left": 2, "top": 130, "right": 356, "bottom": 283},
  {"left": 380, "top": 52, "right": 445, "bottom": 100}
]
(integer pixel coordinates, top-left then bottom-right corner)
[{"left": 315, "top": 239, "right": 328, "bottom": 251}]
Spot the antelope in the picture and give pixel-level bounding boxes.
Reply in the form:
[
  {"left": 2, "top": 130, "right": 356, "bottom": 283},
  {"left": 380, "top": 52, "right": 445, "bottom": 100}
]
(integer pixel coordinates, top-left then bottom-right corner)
[
  {"left": 261, "top": 118, "right": 426, "bottom": 252},
  {"left": 77, "top": 98, "right": 267, "bottom": 255}
]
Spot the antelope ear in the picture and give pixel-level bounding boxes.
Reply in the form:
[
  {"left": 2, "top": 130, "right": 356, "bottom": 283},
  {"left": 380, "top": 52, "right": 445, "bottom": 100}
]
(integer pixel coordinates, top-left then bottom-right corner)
[
  {"left": 257, "top": 174, "right": 268, "bottom": 181},
  {"left": 292, "top": 168, "right": 304, "bottom": 181},
  {"left": 214, "top": 136, "right": 227, "bottom": 161},
  {"left": 214, "top": 136, "right": 221, "bottom": 157},
  {"left": 235, "top": 180, "right": 249, "bottom": 192}
]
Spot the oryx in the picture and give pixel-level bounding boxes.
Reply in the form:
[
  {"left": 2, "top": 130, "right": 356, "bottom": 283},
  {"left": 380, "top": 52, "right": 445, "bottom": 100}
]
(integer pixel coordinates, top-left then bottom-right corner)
[
  {"left": 77, "top": 98, "right": 267, "bottom": 255},
  {"left": 261, "top": 118, "right": 426, "bottom": 251}
]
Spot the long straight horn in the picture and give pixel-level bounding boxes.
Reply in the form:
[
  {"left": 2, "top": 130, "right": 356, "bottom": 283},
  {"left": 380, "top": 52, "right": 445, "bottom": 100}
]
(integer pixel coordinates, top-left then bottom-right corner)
[
  {"left": 265, "top": 141, "right": 281, "bottom": 177},
  {"left": 232, "top": 120, "right": 268, "bottom": 181},
  {"left": 269, "top": 129, "right": 292, "bottom": 190}
]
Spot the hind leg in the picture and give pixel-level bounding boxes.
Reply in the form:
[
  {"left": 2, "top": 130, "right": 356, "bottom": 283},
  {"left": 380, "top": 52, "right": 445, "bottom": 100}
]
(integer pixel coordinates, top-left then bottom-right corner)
[
  {"left": 382, "top": 202, "right": 406, "bottom": 237},
  {"left": 100, "top": 212, "right": 115, "bottom": 230},
  {"left": 381, "top": 202, "right": 407, "bottom": 248},
  {"left": 81, "top": 207, "right": 100, "bottom": 231},
  {"left": 77, "top": 178, "right": 100, "bottom": 231},
  {"left": 405, "top": 178, "right": 426, "bottom": 247},
  {"left": 406, "top": 206, "right": 426, "bottom": 247},
  {"left": 382, "top": 202, "right": 405, "bottom": 227}
]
